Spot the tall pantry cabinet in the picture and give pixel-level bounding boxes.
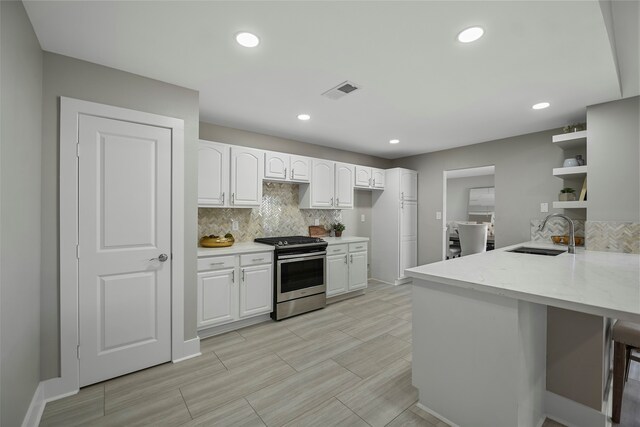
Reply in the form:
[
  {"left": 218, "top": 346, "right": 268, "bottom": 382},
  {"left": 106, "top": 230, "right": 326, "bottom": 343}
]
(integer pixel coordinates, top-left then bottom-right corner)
[{"left": 371, "top": 168, "right": 418, "bottom": 285}]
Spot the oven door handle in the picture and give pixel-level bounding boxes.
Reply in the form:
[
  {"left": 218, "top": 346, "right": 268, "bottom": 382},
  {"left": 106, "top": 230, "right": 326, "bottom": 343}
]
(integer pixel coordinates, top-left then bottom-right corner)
[{"left": 277, "top": 251, "right": 326, "bottom": 260}]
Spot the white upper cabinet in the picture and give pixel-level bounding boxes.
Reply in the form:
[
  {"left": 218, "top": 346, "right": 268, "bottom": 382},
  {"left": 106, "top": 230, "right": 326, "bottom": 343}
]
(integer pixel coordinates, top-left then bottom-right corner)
[
  {"left": 198, "top": 141, "right": 230, "bottom": 207},
  {"left": 290, "top": 155, "right": 311, "bottom": 182},
  {"left": 231, "top": 146, "right": 264, "bottom": 207},
  {"left": 354, "top": 166, "right": 385, "bottom": 190},
  {"left": 400, "top": 169, "right": 418, "bottom": 200},
  {"left": 307, "top": 159, "right": 335, "bottom": 208},
  {"left": 264, "top": 151, "right": 289, "bottom": 181},
  {"left": 264, "top": 152, "right": 311, "bottom": 183},
  {"left": 372, "top": 168, "right": 386, "bottom": 189},
  {"left": 335, "top": 163, "right": 355, "bottom": 208},
  {"left": 355, "top": 166, "right": 372, "bottom": 188}
]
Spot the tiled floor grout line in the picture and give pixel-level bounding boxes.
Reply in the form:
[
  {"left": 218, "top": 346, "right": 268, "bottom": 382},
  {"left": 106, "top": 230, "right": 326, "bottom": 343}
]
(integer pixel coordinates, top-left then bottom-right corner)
[
  {"left": 178, "top": 387, "right": 194, "bottom": 420},
  {"left": 244, "top": 397, "right": 269, "bottom": 426}
]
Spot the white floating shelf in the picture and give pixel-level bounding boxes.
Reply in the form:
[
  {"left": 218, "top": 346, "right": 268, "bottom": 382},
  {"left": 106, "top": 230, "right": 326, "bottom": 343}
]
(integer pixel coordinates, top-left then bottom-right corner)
[
  {"left": 553, "top": 201, "right": 588, "bottom": 209},
  {"left": 552, "top": 165, "right": 588, "bottom": 180},
  {"left": 552, "top": 131, "right": 587, "bottom": 150}
]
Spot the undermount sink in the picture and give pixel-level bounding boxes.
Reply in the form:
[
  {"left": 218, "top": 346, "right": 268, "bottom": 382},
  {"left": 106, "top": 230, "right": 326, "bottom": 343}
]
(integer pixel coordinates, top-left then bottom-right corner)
[{"left": 507, "top": 246, "right": 566, "bottom": 256}]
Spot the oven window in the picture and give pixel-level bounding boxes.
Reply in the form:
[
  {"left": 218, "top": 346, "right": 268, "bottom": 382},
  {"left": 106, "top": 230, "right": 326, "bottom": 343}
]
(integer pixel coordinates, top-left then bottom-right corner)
[{"left": 280, "top": 257, "right": 324, "bottom": 294}]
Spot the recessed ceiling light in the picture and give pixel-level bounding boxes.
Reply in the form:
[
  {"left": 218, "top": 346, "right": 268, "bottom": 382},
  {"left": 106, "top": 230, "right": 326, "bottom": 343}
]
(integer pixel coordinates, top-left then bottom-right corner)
[
  {"left": 389, "top": 139, "right": 400, "bottom": 144},
  {"left": 457, "top": 26, "right": 484, "bottom": 43},
  {"left": 297, "top": 114, "right": 311, "bottom": 121},
  {"left": 532, "top": 102, "right": 550, "bottom": 110},
  {"left": 235, "top": 32, "right": 260, "bottom": 48}
]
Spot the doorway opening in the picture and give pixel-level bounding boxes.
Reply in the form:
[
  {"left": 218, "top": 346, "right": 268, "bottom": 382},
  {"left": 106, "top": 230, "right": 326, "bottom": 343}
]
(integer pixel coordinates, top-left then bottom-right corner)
[{"left": 442, "top": 166, "right": 495, "bottom": 261}]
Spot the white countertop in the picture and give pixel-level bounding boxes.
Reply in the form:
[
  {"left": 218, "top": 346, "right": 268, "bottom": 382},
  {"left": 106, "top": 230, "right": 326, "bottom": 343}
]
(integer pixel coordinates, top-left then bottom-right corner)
[
  {"left": 405, "top": 241, "right": 640, "bottom": 322},
  {"left": 322, "top": 236, "right": 370, "bottom": 245},
  {"left": 197, "top": 241, "right": 274, "bottom": 257}
]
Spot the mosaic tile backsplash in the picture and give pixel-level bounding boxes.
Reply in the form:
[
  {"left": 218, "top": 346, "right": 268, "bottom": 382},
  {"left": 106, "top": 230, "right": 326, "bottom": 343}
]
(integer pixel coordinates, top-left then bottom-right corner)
[
  {"left": 198, "top": 182, "right": 342, "bottom": 242},
  {"left": 530, "top": 219, "right": 586, "bottom": 243},
  {"left": 585, "top": 221, "right": 639, "bottom": 254}
]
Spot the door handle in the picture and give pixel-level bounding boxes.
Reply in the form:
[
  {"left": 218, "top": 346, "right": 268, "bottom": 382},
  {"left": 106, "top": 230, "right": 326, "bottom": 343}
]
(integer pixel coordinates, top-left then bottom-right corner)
[
  {"left": 330, "top": 197, "right": 334, "bottom": 207},
  {"left": 344, "top": 255, "right": 348, "bottom": 264},
  {"left": 291, "top": 168, "right": 294, "bottom": 180},
  {"left": 242, "top": 268, "right": 245, "bottom": 282},
  {"left": 221, "top": 192, "right": 225, "bottom": 205},
  {"left": 350, "top": 254, "right": 353, "bottom": 263},
  {"left": 373, "top": 178, "right": 376, "bottom": 187},
  {"left": 336, "top": 197, "right": 340, "bottom": 206},
  {"left": 150, "top": 253, "right": 168, "bottom": 262},
  {"left": 284, "top": 168, "right": 287, "bottom": 180},
  {"left": 231, "top": 193, "right": 235, "bottom": 204},
  {"left": 231, "top": 270, "right": 235, "bottom": 283}
]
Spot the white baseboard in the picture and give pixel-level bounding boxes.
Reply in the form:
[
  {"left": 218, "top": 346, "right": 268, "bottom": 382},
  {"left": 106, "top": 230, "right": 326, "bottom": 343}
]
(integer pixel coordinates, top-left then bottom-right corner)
[
  {"left": 173, "top": 337, "right": 201, "bottom": 363},
  {"left": 415, "top": 402, "right": 460, "bottom": 427},
  {"left": 21, "top": 382, "right": 45, "bottom": 427},
  {"left": 544, "top": 391, "right": 608, "bottom": 427},
  {"left": 198, "top": 314, "right": 271, "bottom": 339}
]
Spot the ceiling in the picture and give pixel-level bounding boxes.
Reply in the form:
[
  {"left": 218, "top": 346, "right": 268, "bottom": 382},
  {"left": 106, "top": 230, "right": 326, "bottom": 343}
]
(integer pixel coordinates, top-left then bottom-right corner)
[{"left": 24, "top": 1, "right": 634, "bottom": 159}]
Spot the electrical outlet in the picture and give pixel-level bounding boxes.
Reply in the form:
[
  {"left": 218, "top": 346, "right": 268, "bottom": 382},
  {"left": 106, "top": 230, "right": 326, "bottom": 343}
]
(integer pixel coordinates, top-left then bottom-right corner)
[
  {"left": 232, "top": 220, "right": 239, "bottom": 231},
  {"left": 314, "top": 219, "right": 320, "bottom": 226},
  {"left": 436, "top": 211, "right": 442, "bottom": 220},
  {"left": 540, "top": 203, "right": 549, "bottom": 213},
  {"left": 360, "top": 214, "right": 365, "bottom": 222}
]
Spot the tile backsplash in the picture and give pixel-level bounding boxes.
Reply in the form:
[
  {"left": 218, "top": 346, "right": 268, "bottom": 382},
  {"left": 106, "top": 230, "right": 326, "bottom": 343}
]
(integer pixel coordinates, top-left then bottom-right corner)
[
  {"left": 585, "top": 221, "right": 639, "bottom": 254},
  {"left": 198, "top": 182, "right": 341, "bottom": 242},
  {"left": 530, "top": 219, "right": 586, "bottom": 243}
]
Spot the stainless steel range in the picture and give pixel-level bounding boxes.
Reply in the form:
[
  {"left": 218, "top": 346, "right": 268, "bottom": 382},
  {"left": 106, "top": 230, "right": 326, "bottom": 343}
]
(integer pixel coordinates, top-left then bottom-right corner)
[{"left": 254, "top": 236, "right": 328, "bottom": 320}]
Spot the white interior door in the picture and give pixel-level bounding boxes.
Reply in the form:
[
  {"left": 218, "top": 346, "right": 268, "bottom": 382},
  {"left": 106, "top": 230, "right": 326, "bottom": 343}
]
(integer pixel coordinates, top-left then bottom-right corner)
[{"left": 78, "top": 115, "right": 172, "bottom": 387}]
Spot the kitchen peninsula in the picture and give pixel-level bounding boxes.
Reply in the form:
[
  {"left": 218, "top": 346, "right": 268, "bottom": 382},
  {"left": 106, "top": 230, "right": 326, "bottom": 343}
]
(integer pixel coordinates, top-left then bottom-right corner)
[{"left": 405, "top": 242, "right": 640, "bottom": 427}]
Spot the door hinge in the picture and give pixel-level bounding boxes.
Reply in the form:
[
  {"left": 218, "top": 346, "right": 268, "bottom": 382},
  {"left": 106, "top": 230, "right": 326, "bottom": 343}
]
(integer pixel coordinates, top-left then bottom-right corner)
[
  {"left": 76, "top": 244, "right": 80, "bottom": 259},
  {"left": 76, "top": 142, "right": 80, "bottom": 157},
  {"left": 76, "top": 345, "right": 81, "bottom": 359}
]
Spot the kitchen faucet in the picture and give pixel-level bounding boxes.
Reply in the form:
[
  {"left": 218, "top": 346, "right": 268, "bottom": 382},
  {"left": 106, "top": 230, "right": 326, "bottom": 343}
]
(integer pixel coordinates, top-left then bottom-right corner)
[{"left": 538, "top": 213, "right": 576, "bottom": 254}]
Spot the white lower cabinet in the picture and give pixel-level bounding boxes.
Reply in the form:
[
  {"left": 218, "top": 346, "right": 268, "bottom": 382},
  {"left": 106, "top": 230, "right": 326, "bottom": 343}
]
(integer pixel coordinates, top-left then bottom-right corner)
[
  {"left": 197, "top": 251, "right": 273, "bottom": 330},
  {"left": 240, "top": 263, "right": 273, "bottom": 318},
  {"left": 197, "top": 268, "right": 236, "bottom": 329},
  {"left": 326, "top": 242, "right": 368, "bottom": 298}
]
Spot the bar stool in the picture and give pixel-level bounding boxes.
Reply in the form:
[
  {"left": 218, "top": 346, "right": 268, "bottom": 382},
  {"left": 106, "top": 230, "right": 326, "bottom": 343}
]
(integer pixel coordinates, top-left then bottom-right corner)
[{"left": 612, "top": 320, "right": 640, "bottom": 423}]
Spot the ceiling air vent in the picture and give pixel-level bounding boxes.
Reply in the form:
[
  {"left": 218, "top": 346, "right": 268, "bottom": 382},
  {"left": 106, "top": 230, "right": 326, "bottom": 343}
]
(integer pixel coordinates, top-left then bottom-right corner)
[{"left": 321, "top": 81, "right": 361, "bottom": 100}]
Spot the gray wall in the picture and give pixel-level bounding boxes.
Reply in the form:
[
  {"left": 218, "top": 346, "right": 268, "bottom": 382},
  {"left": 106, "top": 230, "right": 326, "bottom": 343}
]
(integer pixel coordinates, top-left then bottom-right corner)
[
  {"left": 394, "top": 128, "right": 569, "bottom": 265},
  {"left": 586, "top": 96, "right": 640, "bottom": 222},
  {"left": 446, "top": 175, "right": 495, "bottom": 223},
  {"left": 200, "top": 122, "right": 392, "bottom": 169},
  {"left": 40, "top": 53, "right": 200, "bottom": 380},
  {"left": 0, "top": 1, "right": 43, "bottom": 425}
]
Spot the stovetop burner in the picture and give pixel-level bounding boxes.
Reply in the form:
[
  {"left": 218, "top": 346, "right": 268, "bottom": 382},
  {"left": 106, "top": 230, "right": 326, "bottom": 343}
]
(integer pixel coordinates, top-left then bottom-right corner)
[{"left": 255, "top": 235, "right": 326, "bottom": 247}]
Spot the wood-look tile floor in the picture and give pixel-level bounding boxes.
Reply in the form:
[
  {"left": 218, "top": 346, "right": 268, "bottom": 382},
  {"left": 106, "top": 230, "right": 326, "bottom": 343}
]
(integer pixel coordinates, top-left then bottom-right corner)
[{"left": 40, "top": 280, "right": 638, "bottom": 427}]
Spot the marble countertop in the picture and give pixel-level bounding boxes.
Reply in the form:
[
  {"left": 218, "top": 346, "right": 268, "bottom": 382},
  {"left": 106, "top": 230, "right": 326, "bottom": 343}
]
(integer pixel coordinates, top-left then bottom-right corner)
[
  {"left": 405, "top": 241, "right": 640, "bottom": 321},
  {"left": 197, "top": 242, "right": 274, "bottom": 257},
  {"left": 322, "top": 236, "right": 370, "bottom": 245}
]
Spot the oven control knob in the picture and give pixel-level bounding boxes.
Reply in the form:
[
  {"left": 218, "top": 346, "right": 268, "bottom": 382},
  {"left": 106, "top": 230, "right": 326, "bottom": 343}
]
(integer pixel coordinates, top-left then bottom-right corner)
[
  {"left": 277, "top": 241, "right": 283, "bottom": 246},
  {"left": 284, "top": 241, "right": 288, "bottom": 245}
]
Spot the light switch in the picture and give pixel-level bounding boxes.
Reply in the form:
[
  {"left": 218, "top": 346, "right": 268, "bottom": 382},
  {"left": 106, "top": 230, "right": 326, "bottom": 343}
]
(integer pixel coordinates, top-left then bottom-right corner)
[
  {"left": 436, "top": 211, "right": 442, "bottom": 220},
  {"left": 314, "top": 218, "right": 320, "bottom": 226},
  {"left": 232, "top": 220, "right": 239, "bottom": 231},
  {"left": 360, "top": 214, "right": 365, "bottom": 222},
  {"left": 540, "top": 203, "right": 549, "bottom": 213}
]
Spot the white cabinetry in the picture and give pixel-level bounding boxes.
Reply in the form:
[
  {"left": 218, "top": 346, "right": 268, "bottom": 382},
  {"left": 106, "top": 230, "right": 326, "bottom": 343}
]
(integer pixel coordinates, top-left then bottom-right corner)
[
  {"left": 326, "top": 241, "right": 368, "bottom": 297},
  {"left": 198, "top": 140, "right": 230, "bottom": 207},
  {"left": 231, "top": 147, "right": 264, "bottom": 207},
  {"left": 264, "top": 152, "right": 312, "bottom": 183},
  {"left": 335, "top": 163, "right": 354, "bottom": 208},
  {"left": 299, "top": 159, "right": 335, "bottom": 208},
  {"left": 197, "top": 250, "right": 273, "bottom": 331},
  {"left": 372, "top": 168, "right": 418, "bottom": 285},
  {"left": 355, "top": 166, "right": 386, "bottom": 190}
]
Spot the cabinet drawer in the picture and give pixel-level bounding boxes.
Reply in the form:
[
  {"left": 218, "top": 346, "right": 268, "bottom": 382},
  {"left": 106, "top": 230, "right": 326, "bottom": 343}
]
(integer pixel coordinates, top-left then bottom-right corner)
[
  {"left": 240, "top": 252, "right": 273, "bottom": 266},
  {"left": 198, "top": 255, "right": 236, "bottom": 272},
  {"left": 328, "top": 244, "right": 348, "bottom": 255},
  {"left": 349, "top": 242, "right": 368, "bottom": 252}
]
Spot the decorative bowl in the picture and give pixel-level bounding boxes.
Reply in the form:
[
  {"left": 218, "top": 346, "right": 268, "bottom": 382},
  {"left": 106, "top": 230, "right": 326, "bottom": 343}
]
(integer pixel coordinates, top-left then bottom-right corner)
[
  {"left": 200, "top": 235, "right": 235, "bottom": 248},
  {"left": 551, "top": 235, "right": 584, "bottom": 246}
]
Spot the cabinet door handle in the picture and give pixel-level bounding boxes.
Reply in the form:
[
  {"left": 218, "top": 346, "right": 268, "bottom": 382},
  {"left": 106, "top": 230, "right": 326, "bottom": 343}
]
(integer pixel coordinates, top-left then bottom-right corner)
[
  {"left": 350, "top": 254, "right": 353, "bottom": 263},
  {"left": 330, "top": 197, "right": 334, "bottom": 206},
  {"left": 231, "top": 193, "right": 235, "bottom": 204},
  {"left": 373, "top": 178, "right": 376, "bottom": 187},
  {"left": 368, "top": 177, "right": 372, "bottom": 186},
  {"left": 252, "top": 258, "right": 264, "bottom": 262},
  {"left": 336, "top": 197, "right": 340, "bottom": 206},
  {"left": 242, "top": 268, "right": 245, "bottom": 281},
  {"left": 284, "top": 168, "right": 287, "bottom": 180},
  {"left": 291, "top": 168, "right": 294, "bottom": 180},
  {"left": 222, "top": 192, "right": 225, "bottom": 205},
  {"left": 401, "top": 191, "right": 404, "bottom": 200},
  {"left": 344, "top": 255, "right": 348, "bottom": 264},
  {"left": 210, "top": 261, "right": 224, "bottom": 266},
  {"left": 332, "top": 248, "right": 341, "bottom": 252},
  {"left": 231, "top": 270, "right": 235, "bottom": 283}
]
